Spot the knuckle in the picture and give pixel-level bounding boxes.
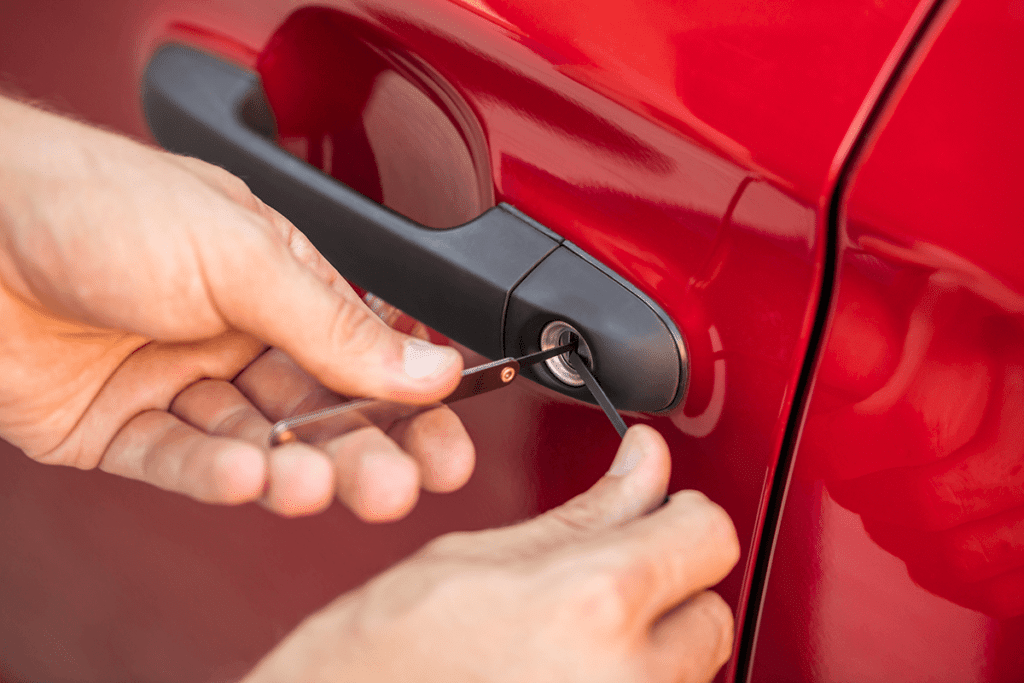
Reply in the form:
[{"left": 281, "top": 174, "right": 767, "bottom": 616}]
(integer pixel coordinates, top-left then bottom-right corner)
[
  {"left": 665, "top": 592, "right": 735, "bottom": 683},
  {"left": 698, "top": 591, "right": 734, "bottom": 640},
  {"left": 570, "top": 568, "right": 632, "bottom": 629},
  {"left": 675, "top": 490, "right": 740, "bottom": 564},
  {"left": 173, "top": 377, "right": 223, "bottom": 400},
  {"left": 168, "top": 379, "right": 203, "bottom": 411},
  {"left": 681, "top": 591, "right": 735, "bottom": 679},
  {"left": 672, "top": 489, "right": 713, "bottom": 508},
  {"left": 178, "top": 156, "right": 262, "bottom": 212},
  {"left": 700, "top": 592, "right": 736, "bottom": 669},
  {"left": 327, "top": 300, "right": 393, "bottom": 359},
  {"left": 705, "top": 505, "right": 741, "bottom": 565},
  {"left": 209, "top": 165, "right": 255, "bottom": 201},
  {"left": 614, "top": 553, "right": 662, "bottom": 600}
]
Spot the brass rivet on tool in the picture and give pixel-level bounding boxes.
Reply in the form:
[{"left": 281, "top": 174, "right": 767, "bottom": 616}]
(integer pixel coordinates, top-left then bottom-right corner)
[
  {"left": 500, "top": 367, "right": 516, "bottom": 383},
  {"left": 273, "top": 429, "right": 297, "bottom": 446}
]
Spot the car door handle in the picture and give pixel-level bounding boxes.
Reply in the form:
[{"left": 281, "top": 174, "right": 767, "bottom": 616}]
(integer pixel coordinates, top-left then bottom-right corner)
[{"left": 142, "top": 44, "right": 687, "bottom": 413}]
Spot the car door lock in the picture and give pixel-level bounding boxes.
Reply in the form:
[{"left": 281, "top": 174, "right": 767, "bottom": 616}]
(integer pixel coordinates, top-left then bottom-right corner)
[{"left": 143, "top": 44, "right": 689, "bottom": 414}]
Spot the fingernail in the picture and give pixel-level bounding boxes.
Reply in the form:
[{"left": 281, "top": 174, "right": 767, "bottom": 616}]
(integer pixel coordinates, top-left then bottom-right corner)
[
  {"left": 607, "top": 428, "right": 647, "bottom": 476},
  {"left": 403, "top": 339, "right": 459, "bottom": 380}
]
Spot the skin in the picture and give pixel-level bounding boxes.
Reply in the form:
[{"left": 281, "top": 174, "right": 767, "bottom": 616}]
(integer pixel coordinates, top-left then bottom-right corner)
[
  {"left": 0, "top": 94, "right": 740, "bottom": 681},
  {"left": 246, "top": 426, "right": 739, "bottom": 683},
  {"left": 0, "top": 94, "right": 470, "bottom": 521}
]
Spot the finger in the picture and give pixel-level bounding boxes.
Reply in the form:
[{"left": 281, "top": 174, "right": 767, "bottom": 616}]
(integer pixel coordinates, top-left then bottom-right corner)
[
  {"left": 326, "top": 426, "right": 421, "bottom": 523},
  {"left": 645, "top": 590, "right": 734, "bottom": 683},
  {"left": 172, "top": 154, "right": 265, "bottom": 210},
  {"left": 532, "top": 425, "right": 672, "bottom": 541},
  {"left": 204, "top": 213, "right": 463, "bottom": 403},
  {"left": 233, "top": 348, "right": 391, "bottom": 444},
  {"left": 99, "top": 409, "right": 266, "bottom": 505},
  {"left": 261, "top": 444, "right": 336, "bottom": 517},
  {"left": 233, "top": 348, "right": 339, "bottom": 422},
  {"left": 50, "top": 331, "right": 265, "bottom": 469},
  {"left": 606, "top": 489, "right": 740, "bottom": 623},
  {"left": 234, "top": 350, "right": 461, "bottom": 514},
  {"left": 171, "top": 378, "right": 273, "bottom": 444},
  {"left": 386, "top": 405, "right": 475, "bottom": 493},
  {"left": 171, "top": 378, "right": 335, "bottom": 517}
]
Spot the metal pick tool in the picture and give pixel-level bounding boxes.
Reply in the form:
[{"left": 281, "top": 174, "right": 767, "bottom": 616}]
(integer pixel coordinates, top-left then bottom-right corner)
[
  {"left": 568, "top": 351, "right": 628, "bottom": 438},
  {"left": 270, "top": 340, "right": 627, "bottom": 446}
]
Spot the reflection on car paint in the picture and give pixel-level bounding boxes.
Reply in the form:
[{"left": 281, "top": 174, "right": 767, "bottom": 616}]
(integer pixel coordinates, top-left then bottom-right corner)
[
  {"left": 752, "top": 0, "right": 1024, "bottom": 679},
  {"left": 807, "top": 239, "right": 1024, "bottom": 618},
  {"left": 0, "top": 0, "right": 946, "bottom": 679},
  {"left": 671, "top": 325, "right": 726, "bottom": 438}
]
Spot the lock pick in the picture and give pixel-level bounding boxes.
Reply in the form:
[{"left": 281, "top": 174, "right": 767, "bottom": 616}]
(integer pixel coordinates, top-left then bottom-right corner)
[{"left": 269, "top": 340, "right": 627, "bottom": 446}]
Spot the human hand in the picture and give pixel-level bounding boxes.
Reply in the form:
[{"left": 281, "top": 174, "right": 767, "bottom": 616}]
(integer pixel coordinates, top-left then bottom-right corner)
[
  {"left": 245, "top": 425, "right": 740, "bottom": 683},
  {"left": 0, "top": 95, "right": 471, "bottom": 520}
]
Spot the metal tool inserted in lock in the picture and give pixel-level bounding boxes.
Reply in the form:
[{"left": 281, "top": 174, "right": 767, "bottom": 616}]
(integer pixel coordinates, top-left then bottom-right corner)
[
  {"left": 539, "top": 321, "right": 593, "bottom": 387},
  {"left": 568, "top": 351, "right": 628, "bottom": 438},
  {"left": 144, "top": 45, "right": 689, "bottom": 417},
  {"left": 269, "top": 337, "right": 629, "bottom": 446}
]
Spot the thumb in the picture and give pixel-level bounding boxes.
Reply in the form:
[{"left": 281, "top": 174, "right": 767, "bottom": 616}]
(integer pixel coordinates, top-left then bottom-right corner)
[
  {"left": 220, "top": 239, "right": 463, "bottom": 403},
  {"left": 535, "top": 425, "right": 672, "bottom": 538}
]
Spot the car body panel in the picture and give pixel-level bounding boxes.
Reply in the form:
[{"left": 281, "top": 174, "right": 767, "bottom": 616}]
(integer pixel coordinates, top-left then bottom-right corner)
[
  {"left": 2, "top": 1, "right": 1011, "bottom": 682},
  {"left": 750, "top": 0, "right": 1024, "bottom": 680}
]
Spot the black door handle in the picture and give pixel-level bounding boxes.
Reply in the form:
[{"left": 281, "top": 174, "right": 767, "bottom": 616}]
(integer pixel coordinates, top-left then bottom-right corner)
[{"left": 142, "top": 44, "right": 687, "bottom": 413}]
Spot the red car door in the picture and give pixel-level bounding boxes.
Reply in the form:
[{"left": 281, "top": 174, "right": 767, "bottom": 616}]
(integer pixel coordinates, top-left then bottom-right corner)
[
  {"left": 1, "top": 1, "right": 1017, "bottom": 682},
  {"left": 751, "top": 1, "right": 1024, "bottom": 680}
]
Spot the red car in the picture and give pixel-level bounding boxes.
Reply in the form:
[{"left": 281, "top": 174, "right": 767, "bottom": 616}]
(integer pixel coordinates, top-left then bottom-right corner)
[{"left": 1, "top": 1, "right": 1020, "bottom": 680}]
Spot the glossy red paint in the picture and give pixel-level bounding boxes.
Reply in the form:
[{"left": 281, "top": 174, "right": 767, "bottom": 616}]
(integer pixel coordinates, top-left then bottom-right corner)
[
  {"left": 0, "top": 0, "right": 957, "bottom": 681},
  {"left": 750, "top": 0, "right": 1024, "bottom": 680}
]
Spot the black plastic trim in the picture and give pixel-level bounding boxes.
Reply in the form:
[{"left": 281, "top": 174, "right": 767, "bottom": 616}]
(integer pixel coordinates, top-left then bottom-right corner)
[
  {"left": 142, "top": 43, "right": 688, "bottom": 413},
  {"left": 143, "top": 44, "right": 557, "bottom": 360},
  {"left": 563, "top": 239, "right": 689, "bottom": 411},
  {"left": 504, "top": 245, "right": 685, "bottom": 413}
]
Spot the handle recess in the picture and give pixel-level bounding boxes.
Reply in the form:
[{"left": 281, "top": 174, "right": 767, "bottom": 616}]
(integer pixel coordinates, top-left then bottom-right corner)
[{"left": 143, "top": 44, "right": 687, "bottom": 412}]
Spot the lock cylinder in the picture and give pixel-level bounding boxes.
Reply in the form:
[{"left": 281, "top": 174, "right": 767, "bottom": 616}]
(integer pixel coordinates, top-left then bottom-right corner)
[
  {"left": 143, "top": 45, "right": 687, "bottom": 415},
  {"left": 539, "top": 321, "right": 593, "bottom": 387},
  {"left": 503, "top": 242, "right": 688, "bottom": 413}
]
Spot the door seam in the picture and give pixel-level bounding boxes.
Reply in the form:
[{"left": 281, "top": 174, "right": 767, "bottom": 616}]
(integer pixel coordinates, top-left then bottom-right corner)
[{"left": 731, "top": 0, "right": 954, "bottom": 679}]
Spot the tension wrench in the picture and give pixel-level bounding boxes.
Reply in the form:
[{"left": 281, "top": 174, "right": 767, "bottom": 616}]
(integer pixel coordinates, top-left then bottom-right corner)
[{"left": 270, "top": 341, "right": 607, "bottom": 446}]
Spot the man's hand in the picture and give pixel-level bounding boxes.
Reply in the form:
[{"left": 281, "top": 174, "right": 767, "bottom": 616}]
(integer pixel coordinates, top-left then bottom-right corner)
[
  {"left": 245, "top": 425, "right": 741, "bottom": 683},
  {"left": 0, "top": 95, "right": 471, "bottom": 520}
]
